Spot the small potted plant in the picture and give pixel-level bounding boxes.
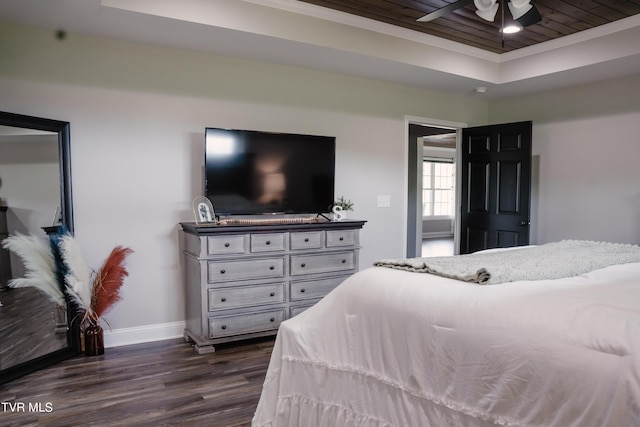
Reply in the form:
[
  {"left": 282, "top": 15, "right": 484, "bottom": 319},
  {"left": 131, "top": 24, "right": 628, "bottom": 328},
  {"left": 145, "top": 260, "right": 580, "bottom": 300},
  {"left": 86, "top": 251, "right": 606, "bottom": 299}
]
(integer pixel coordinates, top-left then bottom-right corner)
[{"left": 332, "top": 196, "right": 353, "bottom": 221}]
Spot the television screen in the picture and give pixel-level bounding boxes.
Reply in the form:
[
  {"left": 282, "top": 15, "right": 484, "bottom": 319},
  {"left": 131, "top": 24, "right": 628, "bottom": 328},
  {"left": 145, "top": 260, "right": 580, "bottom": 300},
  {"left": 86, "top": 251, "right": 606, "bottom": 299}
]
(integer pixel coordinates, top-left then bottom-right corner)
[{"left": 205, "top": 128, "right": 336, "bottom": 216}]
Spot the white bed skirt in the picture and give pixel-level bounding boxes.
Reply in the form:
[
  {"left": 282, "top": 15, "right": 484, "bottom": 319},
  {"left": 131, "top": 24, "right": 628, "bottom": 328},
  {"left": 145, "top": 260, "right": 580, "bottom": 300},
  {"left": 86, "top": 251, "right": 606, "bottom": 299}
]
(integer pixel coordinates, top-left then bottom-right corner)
[{"left": 253, "top": 341, "right": 509, "bottom": 427}]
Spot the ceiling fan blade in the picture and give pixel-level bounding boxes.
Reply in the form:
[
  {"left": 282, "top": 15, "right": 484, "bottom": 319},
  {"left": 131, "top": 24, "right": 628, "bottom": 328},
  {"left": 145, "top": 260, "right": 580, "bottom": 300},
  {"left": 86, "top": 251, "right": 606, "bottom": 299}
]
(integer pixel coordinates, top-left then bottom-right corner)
[{"left": 417, "top": 0, "right": 474, "bottom": 22}]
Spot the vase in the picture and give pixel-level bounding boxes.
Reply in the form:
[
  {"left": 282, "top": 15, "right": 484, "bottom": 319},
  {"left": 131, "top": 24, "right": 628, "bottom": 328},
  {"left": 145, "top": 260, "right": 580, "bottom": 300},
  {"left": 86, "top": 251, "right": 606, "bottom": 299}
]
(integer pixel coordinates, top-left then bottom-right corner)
[
  {"left": 332, "top": 205, "right": 347, "bottom": 221},
  {"left": 84, "top": 323, "right": 105, "bottom": 356}
]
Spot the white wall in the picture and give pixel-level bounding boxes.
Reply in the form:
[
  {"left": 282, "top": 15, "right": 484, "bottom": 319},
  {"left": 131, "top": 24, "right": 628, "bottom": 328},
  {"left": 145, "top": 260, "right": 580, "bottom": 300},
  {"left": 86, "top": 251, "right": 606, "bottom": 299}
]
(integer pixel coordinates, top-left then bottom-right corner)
[
  {"left": 0, "top": 22, "right": 488, "bottom": 341},
  {"left": 489, "top": 73, "right": 640, "bottom": 245}
]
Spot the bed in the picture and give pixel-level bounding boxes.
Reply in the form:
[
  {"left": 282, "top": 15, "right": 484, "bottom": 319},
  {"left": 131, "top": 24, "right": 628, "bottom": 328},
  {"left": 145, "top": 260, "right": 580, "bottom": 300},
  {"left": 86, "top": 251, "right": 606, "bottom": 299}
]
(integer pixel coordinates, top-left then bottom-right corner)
[{"left": 251, "top": 241, "right": 640, "bottom": 427}]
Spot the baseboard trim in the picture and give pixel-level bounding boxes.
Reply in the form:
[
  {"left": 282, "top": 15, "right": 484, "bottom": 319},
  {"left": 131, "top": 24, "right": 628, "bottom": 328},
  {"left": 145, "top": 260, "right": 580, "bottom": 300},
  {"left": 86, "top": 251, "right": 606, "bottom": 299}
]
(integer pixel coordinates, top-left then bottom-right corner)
[{"left": 103, "top": 321, "right": 186, "bottom": 348}]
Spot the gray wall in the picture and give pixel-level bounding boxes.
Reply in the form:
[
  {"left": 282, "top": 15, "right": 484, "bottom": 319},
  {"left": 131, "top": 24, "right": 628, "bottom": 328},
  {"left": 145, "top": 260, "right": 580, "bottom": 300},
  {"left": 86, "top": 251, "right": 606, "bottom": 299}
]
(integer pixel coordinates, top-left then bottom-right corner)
[
  {"left": 3, "top": 17, "right": 638, "bottom": 345},
  {"left": 0, "top": 21, "right": 488, "bottom": 343},
  {"left": 489, "top": 73, "right": 640, "bottom": 245}
]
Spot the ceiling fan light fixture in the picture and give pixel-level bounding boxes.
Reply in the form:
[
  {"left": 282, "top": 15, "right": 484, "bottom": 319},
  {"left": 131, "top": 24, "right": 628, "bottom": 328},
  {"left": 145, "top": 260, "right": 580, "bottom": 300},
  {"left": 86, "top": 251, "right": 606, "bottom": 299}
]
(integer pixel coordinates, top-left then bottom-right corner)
[
  {"left": 475, "top": 4, "right": 499, "bottom": 21},
  {"left": 474, "top": 0, "right": 499, "bottom": 21},
  {"left": 508, "top": 1, "right": 542, "bottom": 27},
  {"left": 507, "top": 1, "right": 531, "bottom": 19}
]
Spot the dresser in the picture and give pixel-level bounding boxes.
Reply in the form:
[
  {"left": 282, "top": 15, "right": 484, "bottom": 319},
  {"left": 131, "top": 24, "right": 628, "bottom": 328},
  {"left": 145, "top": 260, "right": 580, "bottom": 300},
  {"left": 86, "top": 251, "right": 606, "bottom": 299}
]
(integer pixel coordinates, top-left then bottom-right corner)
[{"left": 180, "top": 219, "right": 366, "bottom": 353}]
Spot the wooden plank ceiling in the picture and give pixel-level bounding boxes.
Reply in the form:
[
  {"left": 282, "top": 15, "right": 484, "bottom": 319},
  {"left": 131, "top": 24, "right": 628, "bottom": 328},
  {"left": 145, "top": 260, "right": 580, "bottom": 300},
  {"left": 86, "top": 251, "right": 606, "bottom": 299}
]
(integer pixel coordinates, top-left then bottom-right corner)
[{"left": 297, "top": 0, "right": 640, "bottom": 53}]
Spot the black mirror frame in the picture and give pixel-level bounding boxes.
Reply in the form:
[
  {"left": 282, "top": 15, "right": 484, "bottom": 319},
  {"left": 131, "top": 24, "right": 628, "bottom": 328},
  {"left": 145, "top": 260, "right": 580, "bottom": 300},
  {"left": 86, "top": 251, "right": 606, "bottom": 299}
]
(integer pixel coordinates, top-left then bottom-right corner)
[{"left": 0, "top": 111, "right": 81, "bottom": 385}]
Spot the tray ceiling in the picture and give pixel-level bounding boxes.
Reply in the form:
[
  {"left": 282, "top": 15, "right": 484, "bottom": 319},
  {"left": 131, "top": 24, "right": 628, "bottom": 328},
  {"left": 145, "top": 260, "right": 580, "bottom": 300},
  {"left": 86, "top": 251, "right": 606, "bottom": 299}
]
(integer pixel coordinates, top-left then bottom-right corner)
[
  {"left": 298, "top": 0, "right": 640, "bottom": 53},
  {"left": 2, "top": 0, "right": 640, "bottom": 98}
]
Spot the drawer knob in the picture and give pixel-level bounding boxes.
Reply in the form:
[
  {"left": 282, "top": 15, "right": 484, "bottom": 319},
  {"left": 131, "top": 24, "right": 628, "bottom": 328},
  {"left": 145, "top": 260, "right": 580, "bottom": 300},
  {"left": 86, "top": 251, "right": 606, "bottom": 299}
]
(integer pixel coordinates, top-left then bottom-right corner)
[
  {"left": 270, "top": 317, "right": 275, "bottom": 322},
  {"left": 304, "top": 238, "right": 309, "bottom": 242},
  {"left": 270, "top": 292, "right": 275, "bottom": 297},
  {"left": 342, "top": 259, "right": 346, "bottom": 264},
  {"left": 269, "top": 265, "right": 275, "bottom": 270},
  {"left": 300, "top": 288, "right": 306, "bottom": 293},
  {"left": 220, "top": 269, "right": 226, "bottom": 274},
  {"left": 224, "top": 243, "right": 230, "bottom": 248},
  {"left": 266, "top": 240, "right": 271, "bottom": 245},
  {"left": 339, "top": 236, "right": 344, "bottom": 241},
  {"left": 301, "top": 263, "right": 306, "bottom": 268},
  {"left": 221, "top": 297, "right": 227, "bottom": 302},
  {"left": 221, "top": 325, "right": 227, "bottom": 330}
]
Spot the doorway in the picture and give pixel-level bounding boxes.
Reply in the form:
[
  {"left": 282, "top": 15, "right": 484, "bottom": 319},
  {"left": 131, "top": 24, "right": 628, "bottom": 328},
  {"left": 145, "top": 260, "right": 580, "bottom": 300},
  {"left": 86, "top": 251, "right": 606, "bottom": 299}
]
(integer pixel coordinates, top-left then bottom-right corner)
[
  {"left": 405, "top": 118, "right": 533, "bottom": 258},
  {"left": 405, "top": 116, "right": 466, "bottom": 259}
]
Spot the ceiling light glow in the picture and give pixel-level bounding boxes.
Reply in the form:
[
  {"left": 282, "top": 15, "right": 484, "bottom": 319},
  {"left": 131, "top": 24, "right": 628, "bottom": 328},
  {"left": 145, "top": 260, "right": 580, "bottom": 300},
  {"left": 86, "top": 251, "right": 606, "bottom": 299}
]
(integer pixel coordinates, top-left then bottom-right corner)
[{"left": 501, "top": 25, "right": 522, "bottom": 34}]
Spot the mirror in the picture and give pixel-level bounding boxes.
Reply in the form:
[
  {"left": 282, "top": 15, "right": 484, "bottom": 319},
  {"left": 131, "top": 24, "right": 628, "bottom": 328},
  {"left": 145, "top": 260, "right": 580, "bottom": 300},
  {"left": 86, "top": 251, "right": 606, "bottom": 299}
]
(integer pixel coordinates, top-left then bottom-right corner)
[{"left": 0, "top": 111, "right": 79, "bottom": 385}]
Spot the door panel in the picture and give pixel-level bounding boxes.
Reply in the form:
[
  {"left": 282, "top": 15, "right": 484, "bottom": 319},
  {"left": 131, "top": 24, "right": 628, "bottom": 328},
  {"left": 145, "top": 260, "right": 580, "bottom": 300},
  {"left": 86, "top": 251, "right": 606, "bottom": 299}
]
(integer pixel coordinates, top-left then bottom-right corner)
[
  {"left": 468, "top": 161, "right": 490, "bottom": 212},
  {"left": 470, "top": 135, "right": 490, "bottom": 153},
  {"left": 497, "top": 230, "right": 520, "bottom": 247},
  {"left": 467, "top": 228, "right": 489, "bottom": 253},
  {"left": 497, "top": 161, "right": 521, "bottom": 213},
  {"left": 460, "top": 121, "right": 532, "bottom": 254}
]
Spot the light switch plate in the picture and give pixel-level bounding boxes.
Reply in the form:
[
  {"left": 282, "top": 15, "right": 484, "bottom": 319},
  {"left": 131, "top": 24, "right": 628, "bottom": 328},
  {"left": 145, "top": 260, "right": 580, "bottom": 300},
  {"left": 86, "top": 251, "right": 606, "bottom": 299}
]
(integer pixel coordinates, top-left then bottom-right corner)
[{"left": 377, "top": 195, "right": 391, "bottom": 208}]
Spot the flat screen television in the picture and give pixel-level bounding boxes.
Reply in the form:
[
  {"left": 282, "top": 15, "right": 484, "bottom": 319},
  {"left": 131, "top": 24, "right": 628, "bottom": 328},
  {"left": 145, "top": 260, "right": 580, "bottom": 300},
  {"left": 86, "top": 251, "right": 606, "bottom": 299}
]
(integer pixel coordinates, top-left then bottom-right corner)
[{"left": 204, "top": 127, "right": 336, "bottom": 216}]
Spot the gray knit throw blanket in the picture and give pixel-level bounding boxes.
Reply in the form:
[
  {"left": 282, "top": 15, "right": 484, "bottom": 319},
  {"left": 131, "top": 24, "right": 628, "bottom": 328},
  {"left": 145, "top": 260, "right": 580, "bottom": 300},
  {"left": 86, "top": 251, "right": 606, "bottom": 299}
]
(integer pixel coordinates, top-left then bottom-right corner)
[{"left": 373, "top": 240, "right": 640, "bottom": 285}]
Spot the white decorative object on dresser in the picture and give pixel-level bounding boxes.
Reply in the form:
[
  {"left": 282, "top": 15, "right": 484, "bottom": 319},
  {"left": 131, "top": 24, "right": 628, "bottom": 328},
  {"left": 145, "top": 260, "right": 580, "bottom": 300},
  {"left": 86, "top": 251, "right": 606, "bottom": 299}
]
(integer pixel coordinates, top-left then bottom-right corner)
[{"left": 180, "top": 219, "right": 366, "bottom": 354}]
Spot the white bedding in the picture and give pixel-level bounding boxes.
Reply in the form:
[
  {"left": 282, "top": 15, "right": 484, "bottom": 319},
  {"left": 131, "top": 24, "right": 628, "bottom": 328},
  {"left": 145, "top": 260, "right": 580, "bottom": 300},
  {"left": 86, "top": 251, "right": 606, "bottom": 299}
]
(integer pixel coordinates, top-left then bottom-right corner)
[
  {"left": 252, "top": 260, "right": 640, "bottom": 426},
  {"left": 374, "top": 240, "right": 640, "bottom": 284}
]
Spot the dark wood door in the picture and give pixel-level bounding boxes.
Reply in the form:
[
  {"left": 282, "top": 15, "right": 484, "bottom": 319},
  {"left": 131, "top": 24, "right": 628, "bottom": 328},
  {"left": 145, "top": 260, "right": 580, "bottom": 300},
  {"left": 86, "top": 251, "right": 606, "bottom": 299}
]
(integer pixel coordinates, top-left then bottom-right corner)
[{"left": 459, "top": 121, "right": 532, "bottom": 254}]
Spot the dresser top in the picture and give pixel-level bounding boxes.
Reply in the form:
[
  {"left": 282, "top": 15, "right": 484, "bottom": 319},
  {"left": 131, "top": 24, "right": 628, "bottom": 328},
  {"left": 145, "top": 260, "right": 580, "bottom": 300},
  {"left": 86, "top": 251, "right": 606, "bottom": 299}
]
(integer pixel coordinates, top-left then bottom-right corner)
[{"left": 180, "top": 219, "right": 366, "bottom": 235}]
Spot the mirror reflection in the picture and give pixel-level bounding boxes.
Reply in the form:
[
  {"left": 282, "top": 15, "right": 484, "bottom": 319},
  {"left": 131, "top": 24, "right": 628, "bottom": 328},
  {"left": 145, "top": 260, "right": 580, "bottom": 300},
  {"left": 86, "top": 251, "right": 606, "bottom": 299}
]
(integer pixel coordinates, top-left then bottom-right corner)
[{"left": 0, "top": 126, "right": 68, "bottom": 371}]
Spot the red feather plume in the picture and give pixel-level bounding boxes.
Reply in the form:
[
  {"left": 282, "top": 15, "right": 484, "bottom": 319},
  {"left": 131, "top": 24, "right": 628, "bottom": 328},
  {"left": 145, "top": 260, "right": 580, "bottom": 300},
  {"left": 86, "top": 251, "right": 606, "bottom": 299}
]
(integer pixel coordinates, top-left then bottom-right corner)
[{"left": 90, "top": 246, "right": 133, "bottom": 321}]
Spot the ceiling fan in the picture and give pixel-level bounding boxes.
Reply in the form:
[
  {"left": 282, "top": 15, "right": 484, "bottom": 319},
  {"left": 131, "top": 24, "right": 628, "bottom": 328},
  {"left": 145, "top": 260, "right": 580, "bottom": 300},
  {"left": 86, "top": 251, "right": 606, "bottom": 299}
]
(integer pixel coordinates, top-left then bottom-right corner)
[{"left": 417, "top": 0, "right": 542, "bottom": 29}]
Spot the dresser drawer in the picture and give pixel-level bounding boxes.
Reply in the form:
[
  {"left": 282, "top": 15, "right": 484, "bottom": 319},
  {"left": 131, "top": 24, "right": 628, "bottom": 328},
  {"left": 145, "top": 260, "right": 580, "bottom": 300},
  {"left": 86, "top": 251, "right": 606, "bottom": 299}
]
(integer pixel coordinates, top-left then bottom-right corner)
[
  {"left": 208, "top": 257, "right": 285, "bottom": 282},
  {"left": 251, "top": 233, "right": 286, "bottom": 252},
  {"left": 290, "top": 275, "right": 348, "bottom": 301},
  {"left": 326, "top": 230, "right": 357, "bottom": 247},
  {"left": 209, "top": 283, "right": 285, "bottom": 310},
  {"left": 209, "top": 309, "right": 284, "bottom": 338},
  {"left": 290, "top": 251, "right": 355, "bottom": 276},
  {"left": 207, "top": 235, "right": 247, "bottom": 255},
  {"left": 290, "top": 305, "right": 312, "bottom": 317},
  {"left": 290, "top": 231, "right": 323, "bottom": 250}
]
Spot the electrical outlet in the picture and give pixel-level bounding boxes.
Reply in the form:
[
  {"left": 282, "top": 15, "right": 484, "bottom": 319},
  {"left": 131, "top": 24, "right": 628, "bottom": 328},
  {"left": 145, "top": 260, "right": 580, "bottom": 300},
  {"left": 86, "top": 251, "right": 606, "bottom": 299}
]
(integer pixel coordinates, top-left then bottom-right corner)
[{"left": 377, "top": 195, "right": 391, "bottom": 208}]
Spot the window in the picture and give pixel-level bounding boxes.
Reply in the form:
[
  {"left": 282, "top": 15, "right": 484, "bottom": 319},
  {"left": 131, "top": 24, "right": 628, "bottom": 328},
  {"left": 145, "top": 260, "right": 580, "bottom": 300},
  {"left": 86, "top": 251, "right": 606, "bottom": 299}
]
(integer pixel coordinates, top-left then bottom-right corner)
[{"left": 423, "top": 160, "right": 455, "bottom": 217}]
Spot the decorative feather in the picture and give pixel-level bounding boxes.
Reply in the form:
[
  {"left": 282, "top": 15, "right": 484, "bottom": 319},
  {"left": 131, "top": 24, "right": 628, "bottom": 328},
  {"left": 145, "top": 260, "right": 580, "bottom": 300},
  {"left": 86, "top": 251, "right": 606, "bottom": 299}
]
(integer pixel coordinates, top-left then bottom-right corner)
[
  {"left": 48, "top": 224, "right": 70, "bottom": 296},
  {"left": 90, "top": 246, "right": 133, "bottom": 320},
  {"left": 58, "top": 234, "right": 93, "bottom": 312},
  {"left": 1, "top": 233, "right": 65, "bottom": 305}
]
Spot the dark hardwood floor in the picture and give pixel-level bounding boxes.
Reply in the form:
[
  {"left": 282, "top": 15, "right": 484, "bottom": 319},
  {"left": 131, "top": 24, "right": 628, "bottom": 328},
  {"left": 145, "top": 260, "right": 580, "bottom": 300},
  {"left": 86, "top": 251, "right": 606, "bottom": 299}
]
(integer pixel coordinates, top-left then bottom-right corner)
[{"left": 0, "top": 336, "right": 275, "bottom": 426}]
